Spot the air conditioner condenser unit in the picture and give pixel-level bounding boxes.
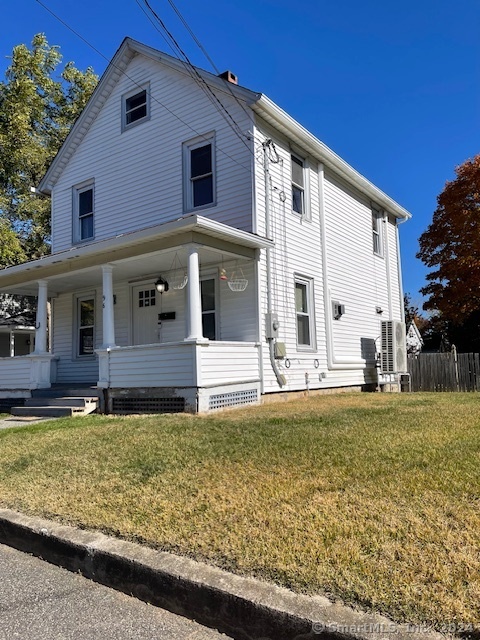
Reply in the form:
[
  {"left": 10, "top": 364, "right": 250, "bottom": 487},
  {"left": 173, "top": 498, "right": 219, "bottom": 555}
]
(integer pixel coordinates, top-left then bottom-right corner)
[{"left": 380, "top": 320, "right": 407, "bottom": 374}]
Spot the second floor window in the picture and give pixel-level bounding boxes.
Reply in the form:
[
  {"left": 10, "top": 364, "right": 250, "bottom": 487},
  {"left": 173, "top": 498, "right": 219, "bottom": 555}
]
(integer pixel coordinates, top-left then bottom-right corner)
[
  {"left": 184, "top": 134, "right": 216, "bottom": 211},
  {"left": 73, "top": 181, "right": 94, "bottom": 243},
  {"left": 372, "top": 208, "right": 383, "bottom": 256},
  {"left": 291, "top": 154, "right": 305, "bottom": 215}
]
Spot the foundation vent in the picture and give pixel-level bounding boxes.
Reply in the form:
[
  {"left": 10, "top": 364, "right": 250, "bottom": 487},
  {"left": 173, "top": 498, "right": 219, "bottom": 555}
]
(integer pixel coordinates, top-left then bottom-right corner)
[
  {"left": 209, "top": 388, "right": 258, "bottom": 410},
  {"left": 111, "top": 397, "right": 186, "bottom": 414}
]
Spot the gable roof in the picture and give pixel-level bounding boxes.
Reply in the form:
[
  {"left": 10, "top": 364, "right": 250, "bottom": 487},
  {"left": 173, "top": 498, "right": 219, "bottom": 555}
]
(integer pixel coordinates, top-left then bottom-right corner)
[
  {"left": 38, "top": 37, "right": 259, "bottom": 194},
  {"left": 39, "top": 38, "right": 411, "bottom": 220}
]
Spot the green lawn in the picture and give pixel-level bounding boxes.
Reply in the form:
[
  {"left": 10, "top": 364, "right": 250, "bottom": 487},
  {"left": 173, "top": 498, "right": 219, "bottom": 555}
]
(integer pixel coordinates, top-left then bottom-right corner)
[{"left": 0, "top": 392, "right": 479, "bottom": 630}]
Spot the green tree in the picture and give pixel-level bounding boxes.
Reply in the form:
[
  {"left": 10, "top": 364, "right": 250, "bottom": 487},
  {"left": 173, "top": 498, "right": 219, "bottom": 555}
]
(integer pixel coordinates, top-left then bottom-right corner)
[{"left": 0, "top": 33, "right": 97, "bottom": 262}]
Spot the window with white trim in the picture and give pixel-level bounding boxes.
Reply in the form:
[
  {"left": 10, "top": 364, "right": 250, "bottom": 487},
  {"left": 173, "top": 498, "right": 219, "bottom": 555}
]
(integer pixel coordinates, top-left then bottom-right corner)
[
  {"left": 295, "top": 277, "right": 315, "bottom": 349},
  {"left": 201, "top": 277, "right": 217, "bottom": 340},
  {"left": 77, "top": 295, "right": 95, "bottom": 357},
  {"left": 73, "top": 181, "right": 94, "bottom": 243},
  {"left": 372, "top": 208, "right": 383, "bottom": 256},
  {"left": 291, "top": 154, "right": 305, "bottom": 215},
  {"left": 122, "top": 85, "right": 150, "bottom": 131},
  {"left": 183, "top": 134, "right": 216, "bottom": 211}
]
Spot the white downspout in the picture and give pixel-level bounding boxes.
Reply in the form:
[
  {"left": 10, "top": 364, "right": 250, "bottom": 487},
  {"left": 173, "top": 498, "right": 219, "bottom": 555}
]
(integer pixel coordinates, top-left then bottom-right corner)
[
  {"left": 263, "top": 139, "right": 285, "bottom": 387},
  {"left": 383, "top": 212, "right": 394, "bottom": 319},
  {"left": 396, "top": 216, "right": 408, "bottom": 321},
  {"left": 318, "top": 163, "right": 366, "bottom": 370}
]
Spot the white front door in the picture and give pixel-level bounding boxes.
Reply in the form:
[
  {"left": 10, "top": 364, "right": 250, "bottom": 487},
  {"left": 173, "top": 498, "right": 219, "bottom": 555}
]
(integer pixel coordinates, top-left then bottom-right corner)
[{"left": 132, "top": 285, "right": 160, "bottom": 345}]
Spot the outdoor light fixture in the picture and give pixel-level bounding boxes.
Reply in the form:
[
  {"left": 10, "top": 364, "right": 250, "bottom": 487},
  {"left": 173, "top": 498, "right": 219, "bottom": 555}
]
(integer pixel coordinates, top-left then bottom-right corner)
[{"left": 155, "top": 277, "right": 169, "bottom": 294}]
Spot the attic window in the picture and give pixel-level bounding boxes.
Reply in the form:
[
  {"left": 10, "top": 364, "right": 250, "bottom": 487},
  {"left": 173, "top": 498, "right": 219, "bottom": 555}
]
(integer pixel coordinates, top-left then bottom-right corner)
[{"left": 122, "top": 85, "right": 150, "bottom": 130}]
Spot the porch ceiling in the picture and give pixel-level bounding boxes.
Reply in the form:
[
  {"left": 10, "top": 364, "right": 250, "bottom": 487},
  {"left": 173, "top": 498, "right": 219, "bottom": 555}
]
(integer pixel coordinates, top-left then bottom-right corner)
[{"left": 0, "top": 215, "right": 272, "bottom": 295}]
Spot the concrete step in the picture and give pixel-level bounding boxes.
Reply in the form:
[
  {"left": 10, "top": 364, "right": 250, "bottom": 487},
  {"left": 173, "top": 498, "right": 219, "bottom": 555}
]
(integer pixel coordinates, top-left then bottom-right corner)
[
  {"left": 24, "top": 397, "right": 98, "bottom": 408},
  {"left": 31, "top": 387, "right": 100, "bottom": 398},
  {"left": 10, "top": 406, "right": 87, "bottom": 418}
]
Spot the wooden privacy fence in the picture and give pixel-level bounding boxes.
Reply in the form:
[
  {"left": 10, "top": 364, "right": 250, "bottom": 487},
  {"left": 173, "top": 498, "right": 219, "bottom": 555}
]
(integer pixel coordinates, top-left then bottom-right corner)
[{"left": 407, "top": 351, "right": 480, "bottom": 392}]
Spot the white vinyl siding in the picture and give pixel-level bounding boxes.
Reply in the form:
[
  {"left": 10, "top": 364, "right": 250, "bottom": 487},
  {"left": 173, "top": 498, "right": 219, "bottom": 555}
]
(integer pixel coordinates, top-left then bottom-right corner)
[
  {"left": 53, "top": 292, "right": 99, "bottom": 383},
  {"left": 51, "top": 55, "right": 254, "bottom": 253},
  {"left": 253, "top": 117, "right": 402, "bottom": 392}
]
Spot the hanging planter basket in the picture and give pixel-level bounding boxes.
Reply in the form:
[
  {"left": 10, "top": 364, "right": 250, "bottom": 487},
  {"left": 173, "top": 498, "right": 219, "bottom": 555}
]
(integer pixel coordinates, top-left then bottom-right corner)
[
  {"left": 169, "top": 252, "right": 188, "bottom": 290},
  {"left": 227, "top": 268, "right": 248, "bottom": 292},
  {"left": 171, "top": 273, "right": 188, "bottom": 290}
]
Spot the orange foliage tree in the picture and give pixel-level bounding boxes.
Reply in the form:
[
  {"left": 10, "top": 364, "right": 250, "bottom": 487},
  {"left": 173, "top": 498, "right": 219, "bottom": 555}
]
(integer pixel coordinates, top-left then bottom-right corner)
[{"left": 417, "top": 155, "right": 480, "bottom": 322}]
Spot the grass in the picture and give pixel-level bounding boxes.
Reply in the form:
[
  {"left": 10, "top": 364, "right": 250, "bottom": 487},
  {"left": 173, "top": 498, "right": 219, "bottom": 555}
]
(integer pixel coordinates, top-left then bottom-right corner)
[{"left": 0, "top": 392, "right": 479, "bottom": 630}]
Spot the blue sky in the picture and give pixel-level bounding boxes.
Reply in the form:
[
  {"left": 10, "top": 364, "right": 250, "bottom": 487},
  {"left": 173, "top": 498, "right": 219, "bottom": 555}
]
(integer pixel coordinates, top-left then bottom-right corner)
[{"left": 1, "top": 0, "right": 479, "bottom": 306}]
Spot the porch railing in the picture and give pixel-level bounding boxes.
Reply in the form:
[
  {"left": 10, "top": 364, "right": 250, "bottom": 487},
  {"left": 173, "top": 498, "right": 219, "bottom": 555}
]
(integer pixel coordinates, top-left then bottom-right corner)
[
  {"left": 197, "top": 341, "right": 261, "bottom": 386},
  {"left": 96, "top": 341, "right": 261, "bottom": 389},
  {"left": 0, "top": 354, "right": 56, "bottom": 390}
]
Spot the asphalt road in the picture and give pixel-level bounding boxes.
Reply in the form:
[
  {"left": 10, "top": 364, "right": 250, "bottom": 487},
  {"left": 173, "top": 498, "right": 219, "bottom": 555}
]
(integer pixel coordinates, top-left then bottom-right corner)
[{"left": 0, "top": 543, "right": 231, "bottom": 639}]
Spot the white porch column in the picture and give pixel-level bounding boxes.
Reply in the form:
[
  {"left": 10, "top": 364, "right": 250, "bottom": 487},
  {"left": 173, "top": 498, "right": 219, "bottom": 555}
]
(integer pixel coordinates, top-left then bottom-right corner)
[
  {"left": 9, "top": 330, "right": 15, "bottom": 357},
  {"left": 185, "top": 245, "right": 204, "bottom": 341},
  {"left": 101, "top": 264, "right": 116, "bottom": 349},
  {"left": 34, "top": 279, "right": 48, "bottom": 354}
]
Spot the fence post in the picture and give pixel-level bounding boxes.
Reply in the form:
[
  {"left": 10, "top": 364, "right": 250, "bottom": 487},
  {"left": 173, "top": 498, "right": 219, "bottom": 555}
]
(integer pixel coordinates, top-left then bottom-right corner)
[{"left": 452, "top": 344, "right": 460, "bottom": 392}]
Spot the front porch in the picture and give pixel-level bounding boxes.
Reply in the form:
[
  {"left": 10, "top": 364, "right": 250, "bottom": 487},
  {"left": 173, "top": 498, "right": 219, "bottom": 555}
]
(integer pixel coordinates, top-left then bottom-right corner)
[{"left": 0, "top": 215, "right": 271, "bottom": 412}]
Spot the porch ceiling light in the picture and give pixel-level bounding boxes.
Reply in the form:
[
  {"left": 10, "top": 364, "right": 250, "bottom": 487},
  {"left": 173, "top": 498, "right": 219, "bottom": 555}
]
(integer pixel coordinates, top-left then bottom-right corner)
[{"left": 155, "top": 276, "right": 169, "bottom": 294}]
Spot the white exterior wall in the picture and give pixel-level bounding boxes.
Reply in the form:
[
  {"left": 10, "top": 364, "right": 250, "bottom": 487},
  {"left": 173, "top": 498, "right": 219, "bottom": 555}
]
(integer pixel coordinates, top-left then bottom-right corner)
[
  {"left": 253, "top": 118, "right": 404, "bottom": 394},
  {"left": 52, "top": 290, "right": 101, "bottom": 383},
  {"left": 52, "top": 261, "right": 258, "bottom": 383},
  {"left": 51, "top": 54, "right": 254, "bottom": 253},
  {"left": 106, "top": 343, "right": 195, "bottom": 388},
  {"left": 0, "top": 357, "right": 32, "bottom": 389}
]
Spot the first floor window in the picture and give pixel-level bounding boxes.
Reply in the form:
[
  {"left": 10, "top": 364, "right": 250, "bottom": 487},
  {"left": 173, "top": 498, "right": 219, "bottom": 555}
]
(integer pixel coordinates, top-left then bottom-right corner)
[
  {"left": 78, "top": 296, "right": 95, "bottom": 356},
  {"left": 184, "top": 134, "right": 215, "bottom": 211},
  {"left": 201, "top": 278, "right": 216, "bottom": 340},
  {"left": 74, "top": 181, "right": 94, "bottom": 242},
  {"left": 295, "top": 277, "right": 314, "bottom": 348},
  {"left": 372, "top": 208, "right": 383, "bottom": 256}
]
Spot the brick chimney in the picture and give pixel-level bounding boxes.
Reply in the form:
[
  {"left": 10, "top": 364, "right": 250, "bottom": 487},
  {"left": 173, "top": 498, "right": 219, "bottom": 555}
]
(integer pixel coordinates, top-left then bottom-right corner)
[{"left": 218, "top": 70, "right": 238, "bottom": 85}]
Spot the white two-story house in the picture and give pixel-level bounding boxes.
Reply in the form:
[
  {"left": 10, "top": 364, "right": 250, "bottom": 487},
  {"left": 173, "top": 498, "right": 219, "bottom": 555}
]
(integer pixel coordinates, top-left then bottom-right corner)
[{"left": 0, "top": 38, "right": 410, "bottom": 413}]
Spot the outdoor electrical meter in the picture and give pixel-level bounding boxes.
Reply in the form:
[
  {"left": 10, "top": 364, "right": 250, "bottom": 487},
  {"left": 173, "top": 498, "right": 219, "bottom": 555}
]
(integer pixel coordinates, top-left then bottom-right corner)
[{"left": 265, "top": 312, "right": 280, "bottom": 339}]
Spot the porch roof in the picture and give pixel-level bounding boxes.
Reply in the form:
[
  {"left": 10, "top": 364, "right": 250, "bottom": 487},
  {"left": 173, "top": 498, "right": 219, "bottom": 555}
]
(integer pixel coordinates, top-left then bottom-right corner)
[{"left": 0, "top": 215, "right": 273, "bottom": 295}]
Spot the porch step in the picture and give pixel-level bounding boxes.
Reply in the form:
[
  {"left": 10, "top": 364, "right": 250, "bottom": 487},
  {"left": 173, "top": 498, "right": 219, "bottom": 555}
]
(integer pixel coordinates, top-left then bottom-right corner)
[
  {"left": 10, "top": 386, "right": 100, "bottom": 418},
  {"left": 10, "top": 406, "right": 87, "bottom": 418},
  {"left": 31, "top": 386, "right": 100, "bottom": 398},
  {"left": 24, "top": 397, "right": 98, "bottom": 408}
]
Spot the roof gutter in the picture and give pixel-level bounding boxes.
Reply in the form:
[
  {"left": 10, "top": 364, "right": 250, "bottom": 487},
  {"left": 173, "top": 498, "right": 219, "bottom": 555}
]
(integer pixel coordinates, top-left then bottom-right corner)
[
  {"left": 250, "top": 95, "right": 411, "bottom": 221},
  {"left": 0, "top": 216, "right": 273, "bottom": 289}
]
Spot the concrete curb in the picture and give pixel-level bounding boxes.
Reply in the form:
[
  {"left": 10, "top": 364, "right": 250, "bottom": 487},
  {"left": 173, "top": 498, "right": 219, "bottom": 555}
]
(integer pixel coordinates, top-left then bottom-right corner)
[{"left": 0, "top": 508, "right": 447, "bottom": 640}]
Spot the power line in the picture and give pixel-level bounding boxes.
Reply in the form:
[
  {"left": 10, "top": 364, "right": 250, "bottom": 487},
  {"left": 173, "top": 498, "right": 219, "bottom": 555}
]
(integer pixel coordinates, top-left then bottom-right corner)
[
  {"left": 34, "top": 0, "right": 251, "bottom": 173},
  {"left": 164, "top": 0, "right": 220, "bottom": 74},
  {"left": 163, "top": 0, "right": 255, "bottom": 124},
  {"left": 137, "top": 0, "right": 254, "bottom": 156}
]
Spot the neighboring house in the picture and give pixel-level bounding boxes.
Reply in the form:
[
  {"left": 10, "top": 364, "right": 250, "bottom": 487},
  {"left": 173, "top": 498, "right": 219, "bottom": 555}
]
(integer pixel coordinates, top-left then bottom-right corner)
[
  {"left": 0, "top": 315, "right": 35, "bottom": 357},
  {"left": 0, "top": 38, "right": 411, "bottom": 413},
  {"left": 406, "top": 321, "right": 423, "bottom": 355}
]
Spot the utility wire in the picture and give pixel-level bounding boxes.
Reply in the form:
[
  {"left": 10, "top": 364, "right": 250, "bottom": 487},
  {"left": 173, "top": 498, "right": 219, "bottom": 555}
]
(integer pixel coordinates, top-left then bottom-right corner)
[
  {"left": 34, "top": 0, "right": 251, "bottom": 173},
  {"left": 138, "top": 0, "right": 254, "bottom": 155},
  {"left": 162, "top": 0, "right": 255, "bottom": 123},
  {"left": 164, "top": 0, "right": 220, "bottom": 74}
]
